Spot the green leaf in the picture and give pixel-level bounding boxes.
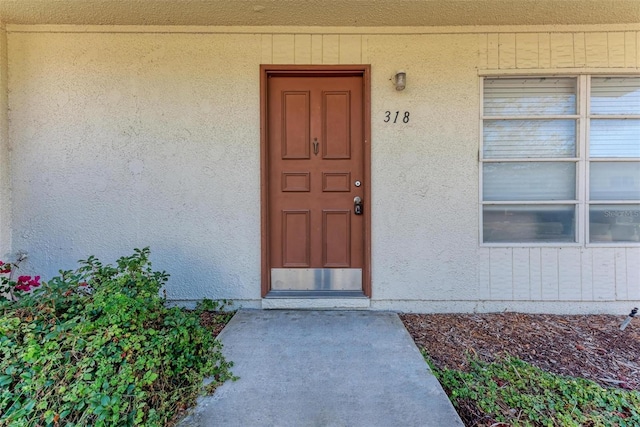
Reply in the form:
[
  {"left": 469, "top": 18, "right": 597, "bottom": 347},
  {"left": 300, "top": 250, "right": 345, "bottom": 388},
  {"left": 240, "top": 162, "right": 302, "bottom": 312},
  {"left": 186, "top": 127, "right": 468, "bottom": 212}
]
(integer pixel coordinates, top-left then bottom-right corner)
[
  {"left": 0, "top": 375, "right": 12, "bottom": 386},
  {"left": 23, "top": 399, "right": 36, "bottom": 412},
  {"left": 101, "top": 395, "right": 110, "bottom": 407}
]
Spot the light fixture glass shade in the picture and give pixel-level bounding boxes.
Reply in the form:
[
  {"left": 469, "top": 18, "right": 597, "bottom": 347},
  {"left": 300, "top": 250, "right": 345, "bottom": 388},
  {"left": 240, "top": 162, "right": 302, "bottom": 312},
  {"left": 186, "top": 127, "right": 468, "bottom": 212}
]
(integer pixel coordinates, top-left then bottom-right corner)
[{"left": 394, "top": 71, "right": 406, "bottom": 91}]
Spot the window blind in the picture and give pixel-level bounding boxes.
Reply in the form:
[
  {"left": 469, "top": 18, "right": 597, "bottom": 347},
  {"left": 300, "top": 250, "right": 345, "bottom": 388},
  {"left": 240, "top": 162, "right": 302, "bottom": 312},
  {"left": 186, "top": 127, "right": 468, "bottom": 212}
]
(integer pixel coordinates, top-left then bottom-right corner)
[
  {"left": 591, "top": 77, "right": 640, "bottom": 115},
  {"left": 483, "top": 120, "right": 576, "bottom": 158},
  {"left": 484, "top": 78, "right": 576, "bottom": 116},
  {"left": 590, "top": 119, "right": 640, "bottom": 158},
  {"left": 483, "top": 162, "right": 576, "bottom": 201},
  {"left": 590, "top": 162, "right": 640, "bottom": 200}
]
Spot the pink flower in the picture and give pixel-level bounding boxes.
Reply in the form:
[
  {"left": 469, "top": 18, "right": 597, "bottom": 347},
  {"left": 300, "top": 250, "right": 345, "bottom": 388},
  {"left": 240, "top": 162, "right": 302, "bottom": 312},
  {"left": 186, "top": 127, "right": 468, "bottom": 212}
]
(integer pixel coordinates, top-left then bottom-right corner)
[
  {"left": 0, "top": 261, "right": 10, "bottom": 274},
  {"left": 14, "top": 275, "right": 41, "bottom": 292}
]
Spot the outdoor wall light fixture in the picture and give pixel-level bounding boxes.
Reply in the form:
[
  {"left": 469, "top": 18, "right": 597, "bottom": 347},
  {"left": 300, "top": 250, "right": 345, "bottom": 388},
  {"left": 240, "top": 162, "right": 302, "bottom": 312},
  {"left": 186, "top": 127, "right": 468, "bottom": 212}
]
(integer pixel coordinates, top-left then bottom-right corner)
[{"left": 393, "top": 71, "right": 406, "bottom": 91}]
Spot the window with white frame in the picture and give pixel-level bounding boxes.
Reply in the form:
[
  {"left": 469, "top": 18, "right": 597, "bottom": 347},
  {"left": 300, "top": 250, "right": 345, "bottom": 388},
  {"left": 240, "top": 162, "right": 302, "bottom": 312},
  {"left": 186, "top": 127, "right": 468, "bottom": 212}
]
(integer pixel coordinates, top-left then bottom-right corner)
[{"left": 481, "top": 75, "right": 640, "bottom": 244}]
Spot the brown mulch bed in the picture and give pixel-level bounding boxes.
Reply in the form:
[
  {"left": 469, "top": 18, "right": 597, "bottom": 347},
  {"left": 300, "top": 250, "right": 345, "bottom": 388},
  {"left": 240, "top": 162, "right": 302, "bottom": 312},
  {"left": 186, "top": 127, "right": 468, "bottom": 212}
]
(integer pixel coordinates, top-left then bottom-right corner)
[
  {"left": 400, "top": 312, "right": 640, "bottom": 390},
  {"left": 199, "top": 310, "right": 231, "bottom": 337}
]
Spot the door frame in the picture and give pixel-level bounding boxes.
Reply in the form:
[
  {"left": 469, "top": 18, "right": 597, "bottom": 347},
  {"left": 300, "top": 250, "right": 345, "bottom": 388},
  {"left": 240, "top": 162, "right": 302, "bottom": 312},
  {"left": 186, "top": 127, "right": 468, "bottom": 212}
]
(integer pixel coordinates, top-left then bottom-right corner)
[{"left": 260, "top": 64, "right": 372, "bottom": 298}]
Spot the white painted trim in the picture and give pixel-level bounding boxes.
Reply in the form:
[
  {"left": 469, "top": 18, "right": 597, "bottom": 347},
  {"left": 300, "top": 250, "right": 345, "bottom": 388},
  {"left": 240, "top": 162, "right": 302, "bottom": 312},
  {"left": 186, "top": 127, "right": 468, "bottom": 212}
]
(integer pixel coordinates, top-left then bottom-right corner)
[
  {"left": 577, "top": 75, "right": 588, "bottom": 245},
  {"left": 585, "top": 74, "right": 593, "bottom": 245},
  {"left": 171, "top": 298, "right": 640, "bottom": 314},
  {"left": 482, "top": 200, "right": 579, "bottom": 205},
  {"left": 478, "top": 76, "right": 485, "bottom": 245},
  {"left": 6, "top": 23, "right": 640, "bottom": 35},
  {"left": 479, "top": 69, "right": 640, "bottom": 76},
  {"left": 482, "top": 158, "right": 580, "bottom": 163},
  {"left": 483, "top": 115, "right": 581, "bottom": 120},
  {"left": 262, "top": 298, "right": 371, "bottom": 309},
  {"left": 371, "top": 300, "right": 640, "bottom": 314},
  {"left": 481, "top": 243, "right": 583, "bottom": 249}
]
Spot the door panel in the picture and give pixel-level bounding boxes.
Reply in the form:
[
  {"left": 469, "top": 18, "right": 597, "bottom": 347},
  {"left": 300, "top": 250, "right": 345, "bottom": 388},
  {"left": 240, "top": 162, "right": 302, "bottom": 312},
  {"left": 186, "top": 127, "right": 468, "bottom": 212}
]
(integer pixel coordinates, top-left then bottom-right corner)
[
  {"left": 281, "top": 210, "right": 310, "bottom": 267},
  {"left": 323, "top": 91, "right": 351, "bottom": 159},
  {"left": 323, "top": 210, "right": 351, "bottom": 267},
  {"left": 281, "top": 172, "right": 310, "bottom": 192},
  {"left": 322, "top": 172, "right": 351, "bottom": 192},
  {"left": 282, "top": 91, "right": 310, "bottom": 159},
  {"left": 266, "top": 73, "right": 366, "bottom": 294}
]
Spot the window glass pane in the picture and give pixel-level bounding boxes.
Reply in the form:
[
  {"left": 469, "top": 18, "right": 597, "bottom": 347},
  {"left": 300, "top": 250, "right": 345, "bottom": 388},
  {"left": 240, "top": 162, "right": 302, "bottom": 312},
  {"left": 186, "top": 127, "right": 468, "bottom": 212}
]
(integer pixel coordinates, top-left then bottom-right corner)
[
  {"left": 590, "top": 119, "right": 640, "bottom": 158},
  {"left": 483, "top": 162, "right": 576, "bottom": 201},
  {"left": 589, "top": 204, "right": 640, "bottom": 242},
  {"left": 483, "top": 205, "right": 576, "bottom": 243},
  {"left": 484, "top": 77, "right": 576, "bottom": 116},
  {"left": 591, "top": 77, "right": 640, "bottom": 115},
  {"left": 590, "top": 162, "right": 640, "bottom": 200},
  {"left": 483, "top": 120, "right": 576, "bottom": 158}
]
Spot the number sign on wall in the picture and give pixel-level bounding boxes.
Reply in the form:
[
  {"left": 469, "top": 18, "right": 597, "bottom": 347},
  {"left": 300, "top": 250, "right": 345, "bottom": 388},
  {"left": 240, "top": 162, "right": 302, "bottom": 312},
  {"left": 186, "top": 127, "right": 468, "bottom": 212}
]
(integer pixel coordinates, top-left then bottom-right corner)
[{"left": 384, "top": 111, "right": 410, "bottom": 123}]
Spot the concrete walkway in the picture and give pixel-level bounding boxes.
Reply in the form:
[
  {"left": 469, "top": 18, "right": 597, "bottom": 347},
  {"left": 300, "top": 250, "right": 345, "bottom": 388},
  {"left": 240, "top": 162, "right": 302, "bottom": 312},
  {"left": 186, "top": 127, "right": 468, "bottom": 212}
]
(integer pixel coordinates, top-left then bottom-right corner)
[{"left": 178, "top": 310, "right": 464, "bottom": 427}]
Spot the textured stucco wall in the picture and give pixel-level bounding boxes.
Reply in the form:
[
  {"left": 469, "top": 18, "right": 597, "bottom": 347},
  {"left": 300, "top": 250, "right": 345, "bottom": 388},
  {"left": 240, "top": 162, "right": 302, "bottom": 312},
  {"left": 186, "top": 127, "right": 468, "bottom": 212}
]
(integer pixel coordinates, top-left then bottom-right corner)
[
  {"left": 367, "top": 34, "right": 480, "bottom": 302},
  {"left": 9, "top": 32, "right": 263, "bottom": 304},
  {"left": 0, "top": 24, "right": 10, "bottom": 259},
  {"left": 6, "top": 26, "right": 640, "bottom": 313}
]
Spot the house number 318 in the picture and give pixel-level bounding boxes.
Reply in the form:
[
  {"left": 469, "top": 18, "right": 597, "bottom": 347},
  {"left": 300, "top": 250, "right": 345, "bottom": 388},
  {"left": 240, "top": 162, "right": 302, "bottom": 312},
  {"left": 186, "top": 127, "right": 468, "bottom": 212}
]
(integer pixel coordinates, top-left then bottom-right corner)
[{"left": 384, "top": 111, "right": 410, "bottom": 123}]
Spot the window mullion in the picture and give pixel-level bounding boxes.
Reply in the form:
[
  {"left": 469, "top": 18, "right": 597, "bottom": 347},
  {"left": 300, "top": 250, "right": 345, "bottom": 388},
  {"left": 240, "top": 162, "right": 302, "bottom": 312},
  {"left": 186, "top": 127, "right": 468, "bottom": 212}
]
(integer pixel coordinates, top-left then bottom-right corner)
[
  {"left": 578, "top": 75, "right": 589, "bottom": 244},
  {"left": 479, "top": 76, "right": 485, "bottom": 244}
]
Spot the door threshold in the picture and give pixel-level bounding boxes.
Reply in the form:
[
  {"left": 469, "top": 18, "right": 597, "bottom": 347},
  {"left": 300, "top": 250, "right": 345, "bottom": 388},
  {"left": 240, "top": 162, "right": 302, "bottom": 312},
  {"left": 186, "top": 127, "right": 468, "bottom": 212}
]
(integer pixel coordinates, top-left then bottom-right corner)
[{"left": 262, "top": 295, "right": 370, "bottom": 310}]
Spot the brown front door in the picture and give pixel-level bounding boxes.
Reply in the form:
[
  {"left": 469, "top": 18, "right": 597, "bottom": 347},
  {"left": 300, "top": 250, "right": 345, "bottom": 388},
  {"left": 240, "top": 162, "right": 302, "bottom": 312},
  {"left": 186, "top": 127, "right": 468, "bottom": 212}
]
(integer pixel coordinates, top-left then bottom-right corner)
[{"left": 261, "top": 66, "right": 370, "bottom": 297}]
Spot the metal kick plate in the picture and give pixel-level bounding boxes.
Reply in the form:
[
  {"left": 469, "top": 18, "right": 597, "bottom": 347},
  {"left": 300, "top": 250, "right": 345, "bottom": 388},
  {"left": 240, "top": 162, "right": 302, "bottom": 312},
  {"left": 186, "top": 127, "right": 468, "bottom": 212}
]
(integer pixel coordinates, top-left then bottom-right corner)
[{"left": 271, "top": 268, "right": 363, "bottom": 291}]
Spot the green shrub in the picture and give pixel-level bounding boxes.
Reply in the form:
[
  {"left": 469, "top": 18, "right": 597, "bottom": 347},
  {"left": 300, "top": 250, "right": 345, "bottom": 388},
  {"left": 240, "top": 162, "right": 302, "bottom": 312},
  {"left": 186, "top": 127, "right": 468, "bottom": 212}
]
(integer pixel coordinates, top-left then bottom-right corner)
[
  {"left": 425, "top": 351, "right": 640, "bottom": 426},
  {"left": 0, "top": 248, "right": 233, "bottom": 426}
]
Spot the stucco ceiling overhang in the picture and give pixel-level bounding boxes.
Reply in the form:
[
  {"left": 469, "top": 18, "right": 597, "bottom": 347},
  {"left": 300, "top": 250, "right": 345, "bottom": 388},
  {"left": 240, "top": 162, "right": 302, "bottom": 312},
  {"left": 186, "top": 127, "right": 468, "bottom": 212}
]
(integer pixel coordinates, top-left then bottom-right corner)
[{"left": 0, "top": 0, "right": 639, "bottom": 27}]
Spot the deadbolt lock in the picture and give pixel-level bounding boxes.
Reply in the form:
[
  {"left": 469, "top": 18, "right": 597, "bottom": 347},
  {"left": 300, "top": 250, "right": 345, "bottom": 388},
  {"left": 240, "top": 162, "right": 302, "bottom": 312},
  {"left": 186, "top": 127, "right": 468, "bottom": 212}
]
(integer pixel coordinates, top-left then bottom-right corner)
[{"left": 354, "top": 196, "right": 363, "bottom": 215}]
